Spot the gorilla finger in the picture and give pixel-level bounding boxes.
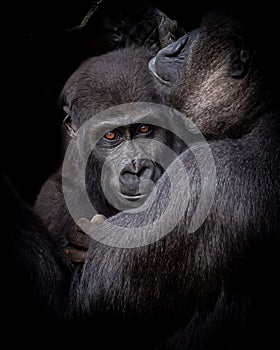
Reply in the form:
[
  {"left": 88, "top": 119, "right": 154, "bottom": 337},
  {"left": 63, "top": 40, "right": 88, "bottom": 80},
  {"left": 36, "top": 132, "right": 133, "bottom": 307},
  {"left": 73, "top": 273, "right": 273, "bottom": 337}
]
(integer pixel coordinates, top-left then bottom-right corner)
[
  {"left": 64, "top": 246, "right": 87, "bottom": 263},
  {"left": 66, "top": 227, "right": 93, "bottom": 248},
  {"left": 76, "top": 217, "right": 93, "bottom": 234},
  {"left": 87, "top": 214, "right": 106, "bottom": 238},
  {"left": 76, "top": 214, "right": 106, "bottom": 239},
  {"left": 91, "top": 214, "right": 106, "bottom": 224}
]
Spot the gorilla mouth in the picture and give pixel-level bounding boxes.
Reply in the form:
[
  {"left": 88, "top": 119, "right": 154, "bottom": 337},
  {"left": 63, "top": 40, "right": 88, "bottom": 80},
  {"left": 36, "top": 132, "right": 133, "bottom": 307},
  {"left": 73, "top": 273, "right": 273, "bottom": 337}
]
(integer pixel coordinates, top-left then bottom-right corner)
[
  {"left": 149, "top": 56, "right": 169, "bottom": 84},
  {"left": 119, "top": 192, "right": 147, "bottom": 202},
  {"left": 149, "top": 31, "right": 198, "bottom": 85},
  {"left": 149, "top": 33, "right": 190, "bottom": 84}
]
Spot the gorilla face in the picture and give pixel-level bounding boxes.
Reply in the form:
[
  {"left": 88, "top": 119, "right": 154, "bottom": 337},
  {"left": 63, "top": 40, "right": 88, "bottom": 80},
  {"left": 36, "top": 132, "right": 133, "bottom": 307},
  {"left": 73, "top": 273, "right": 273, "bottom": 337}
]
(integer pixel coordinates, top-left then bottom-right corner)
[
  {"left": 63, "top": 100, "right": 189, "bottom": 218},
  {"left": 94, "top": 124, "right": 164, "bottom": 198},
  {"left": 82, "top": 120, "right": 187, "bottom": 216},
  {"left": 149, "top": 18, "right": 250, "bottom": 88},
  {"left": 59, "top": 47, "right": 192, "bottom": 218},
  {"left": 149, "top": 14, "right": 268, "bottom": 137},
  {"left": 89, "top": 123, "right": 167, "bottom": 211}
]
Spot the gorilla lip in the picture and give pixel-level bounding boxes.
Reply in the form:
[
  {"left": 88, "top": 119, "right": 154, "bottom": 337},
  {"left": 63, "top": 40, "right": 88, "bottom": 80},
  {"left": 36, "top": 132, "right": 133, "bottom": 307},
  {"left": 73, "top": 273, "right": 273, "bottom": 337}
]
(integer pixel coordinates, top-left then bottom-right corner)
[
  {"left": 120, "top": 193, "right": 146, "bottom": 202},
  {"left": 163, "top": 33, "right": 190, "bottom": 57},
  {"left": 149, "top": 57, "right": 170, "bottom": 85},
  {"left": 149, "top": 31, "right": 198, "bottom": 85},
  {"left": 149, "top": 33, "right": 190, "bottom": 85}
]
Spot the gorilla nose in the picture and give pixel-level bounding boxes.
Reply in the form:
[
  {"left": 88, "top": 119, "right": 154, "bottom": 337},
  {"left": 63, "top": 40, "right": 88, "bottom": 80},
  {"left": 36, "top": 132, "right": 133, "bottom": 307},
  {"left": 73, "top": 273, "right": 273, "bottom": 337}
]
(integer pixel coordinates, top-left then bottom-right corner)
[{"left": 119, "top": 159, "right": 162, "bottom": 196}]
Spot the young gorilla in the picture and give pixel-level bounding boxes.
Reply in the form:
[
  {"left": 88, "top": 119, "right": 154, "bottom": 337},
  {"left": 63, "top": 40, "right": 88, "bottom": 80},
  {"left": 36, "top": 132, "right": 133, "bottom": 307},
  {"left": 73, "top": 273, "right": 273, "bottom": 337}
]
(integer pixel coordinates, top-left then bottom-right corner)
[
  {"left": 5, "top": 11, "right": 280, "bottom": 350},
  {"left": 34, "top": 47, "right": 186, "bottom": 262}
]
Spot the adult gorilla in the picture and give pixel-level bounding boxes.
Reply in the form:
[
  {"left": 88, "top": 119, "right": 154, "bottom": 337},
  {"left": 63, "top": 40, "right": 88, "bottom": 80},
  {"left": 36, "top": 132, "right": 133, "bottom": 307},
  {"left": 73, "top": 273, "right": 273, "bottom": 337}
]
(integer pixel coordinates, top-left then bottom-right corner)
[{"left": 3, "top": 11, "right": 280, "bottom": 350}]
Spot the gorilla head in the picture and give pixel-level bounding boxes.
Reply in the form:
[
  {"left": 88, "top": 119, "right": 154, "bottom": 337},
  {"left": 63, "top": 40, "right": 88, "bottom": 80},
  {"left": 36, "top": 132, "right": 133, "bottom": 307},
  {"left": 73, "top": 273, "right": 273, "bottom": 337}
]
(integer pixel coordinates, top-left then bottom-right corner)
[
  {"left": 84, "top": 121, "right": 178, "bottom": 216},
  {"left": 149, "top": 12, "right": 270, "bottom": 137},
  {"left": 60, "top": 48, "right": 186, "bottom": 217}
]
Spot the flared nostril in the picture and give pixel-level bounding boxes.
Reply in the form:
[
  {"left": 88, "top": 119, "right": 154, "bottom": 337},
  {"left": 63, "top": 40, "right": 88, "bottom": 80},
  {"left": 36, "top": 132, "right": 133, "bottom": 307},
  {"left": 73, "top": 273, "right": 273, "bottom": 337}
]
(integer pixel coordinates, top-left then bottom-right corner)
[
  {"left": 121, "top": 159, "right": 154, "bottom": 177},
  {"left": 132, "top": 158, "right": 151, "bottom": 175},
  {"left": 138, "top": 166, "right": 154, "bottom": 179},
  {"left": 119, "top": 159, "right": 162, "bottom": 196}
]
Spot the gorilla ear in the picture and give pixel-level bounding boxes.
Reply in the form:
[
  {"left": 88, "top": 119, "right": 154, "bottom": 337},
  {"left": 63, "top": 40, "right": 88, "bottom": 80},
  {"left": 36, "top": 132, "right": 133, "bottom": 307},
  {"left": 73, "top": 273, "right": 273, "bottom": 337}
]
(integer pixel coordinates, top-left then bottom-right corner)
[
  {"left": 63, "top": 106, "right": 76, "bottom": 139},
  {"left": 229, "top": 35, "right": 251, "bottom": 78}
]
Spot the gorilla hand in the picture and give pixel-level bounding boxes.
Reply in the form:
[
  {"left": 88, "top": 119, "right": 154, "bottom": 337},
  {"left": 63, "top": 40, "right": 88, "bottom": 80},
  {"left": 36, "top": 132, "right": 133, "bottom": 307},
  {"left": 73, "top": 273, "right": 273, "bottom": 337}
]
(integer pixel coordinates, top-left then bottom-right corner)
[{"left": 65, "top": 214, "right": 106, "bottom": 264}]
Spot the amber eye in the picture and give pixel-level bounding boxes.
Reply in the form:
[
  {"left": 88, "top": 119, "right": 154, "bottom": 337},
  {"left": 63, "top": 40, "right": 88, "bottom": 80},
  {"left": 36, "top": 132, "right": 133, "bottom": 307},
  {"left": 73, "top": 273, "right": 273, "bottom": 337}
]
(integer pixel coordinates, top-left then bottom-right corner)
[
  {"left": 104, "top": 131, "right": 116, "bottom": 140},
  {"left": 139, "top": 125, "right": 151, "bottom": 134}
]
